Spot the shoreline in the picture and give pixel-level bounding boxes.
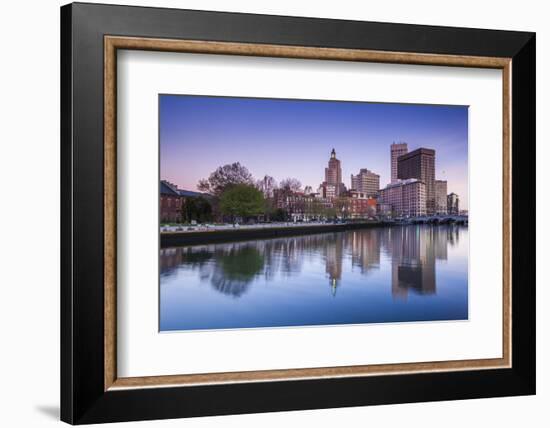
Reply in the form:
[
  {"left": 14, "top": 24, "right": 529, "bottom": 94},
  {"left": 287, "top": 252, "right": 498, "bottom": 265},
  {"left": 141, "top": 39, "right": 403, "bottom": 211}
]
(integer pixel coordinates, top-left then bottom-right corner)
[{"left": 160, "top": 221, "right": 393, "bottom": 247}]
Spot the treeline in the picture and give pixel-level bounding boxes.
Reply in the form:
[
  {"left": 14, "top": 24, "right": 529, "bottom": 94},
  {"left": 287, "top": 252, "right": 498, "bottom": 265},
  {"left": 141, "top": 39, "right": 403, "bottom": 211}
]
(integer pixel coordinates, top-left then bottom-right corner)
[{"left": 180, "top": 162, "right": 322, "bottom": 224}]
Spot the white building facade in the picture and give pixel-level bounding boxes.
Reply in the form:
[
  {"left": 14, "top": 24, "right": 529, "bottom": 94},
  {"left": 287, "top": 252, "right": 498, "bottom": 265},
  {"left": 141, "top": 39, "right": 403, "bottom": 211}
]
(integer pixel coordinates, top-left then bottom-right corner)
[{"left": 378, "top": 178, "right": 427, "bottom": 217}]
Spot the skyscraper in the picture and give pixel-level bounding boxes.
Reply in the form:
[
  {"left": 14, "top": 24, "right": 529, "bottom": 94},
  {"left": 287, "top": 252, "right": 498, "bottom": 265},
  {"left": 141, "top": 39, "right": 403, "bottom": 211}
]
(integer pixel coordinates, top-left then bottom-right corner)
[
  {"left": 325, "top": 148, "right": 343, "bottom": 196},
  {"left": 350, "top": 168, "right": 380, "bottom": 197},
  {"left": 390, "top": 142, "right": 408, "bottom": 183},
  {"left": 397, "top": 148, "right": 436, "bottom": 215},
  {"left": 435, "top": 180, "right": 448, "bottom": 215}
]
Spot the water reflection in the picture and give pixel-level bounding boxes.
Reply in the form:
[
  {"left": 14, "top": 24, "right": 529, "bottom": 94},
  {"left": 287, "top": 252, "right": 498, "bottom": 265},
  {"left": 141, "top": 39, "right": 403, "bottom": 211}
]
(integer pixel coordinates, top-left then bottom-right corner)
[
  {"left": 161, "top": 225, "right": 461, "bottom": 298},
  {"left": 160, "top": 225, "right": 467, "bottom": 331}
]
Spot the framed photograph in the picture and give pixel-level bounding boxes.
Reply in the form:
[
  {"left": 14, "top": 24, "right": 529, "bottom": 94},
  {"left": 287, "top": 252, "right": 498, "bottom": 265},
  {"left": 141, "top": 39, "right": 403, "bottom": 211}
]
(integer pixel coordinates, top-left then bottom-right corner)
[{"left": 61, "top": 2, "right": 535, "bottom": 424}]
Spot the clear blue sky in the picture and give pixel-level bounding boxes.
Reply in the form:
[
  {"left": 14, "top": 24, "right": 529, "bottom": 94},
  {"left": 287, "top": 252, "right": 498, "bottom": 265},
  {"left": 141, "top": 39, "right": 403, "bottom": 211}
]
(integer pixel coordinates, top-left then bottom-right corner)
[{"left": 160, "top": 95, "right": 468, "bottom": 208}]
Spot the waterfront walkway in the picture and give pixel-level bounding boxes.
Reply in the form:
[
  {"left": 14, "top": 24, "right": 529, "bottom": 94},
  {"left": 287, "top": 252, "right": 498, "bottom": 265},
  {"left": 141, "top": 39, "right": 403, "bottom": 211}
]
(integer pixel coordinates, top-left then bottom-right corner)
[
  {"left": 160, "top": 221, "right": 364, "bottom": 234},
  {"left": 160, "top": 221, "right": 383, "bottom": 247}
]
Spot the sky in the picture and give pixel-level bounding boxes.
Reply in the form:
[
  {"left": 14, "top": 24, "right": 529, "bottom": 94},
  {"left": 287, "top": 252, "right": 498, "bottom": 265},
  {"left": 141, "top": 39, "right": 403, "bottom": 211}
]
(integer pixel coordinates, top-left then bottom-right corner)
[{"left": 160, "top": 95, "right": 469, "bottom": 209}]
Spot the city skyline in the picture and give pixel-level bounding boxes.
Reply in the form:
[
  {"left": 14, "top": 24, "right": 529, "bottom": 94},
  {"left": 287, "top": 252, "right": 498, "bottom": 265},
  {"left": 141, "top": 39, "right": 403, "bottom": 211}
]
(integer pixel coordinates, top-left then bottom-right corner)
[{"left": 160, "top": 94, "right": 469, "bottom": 209}]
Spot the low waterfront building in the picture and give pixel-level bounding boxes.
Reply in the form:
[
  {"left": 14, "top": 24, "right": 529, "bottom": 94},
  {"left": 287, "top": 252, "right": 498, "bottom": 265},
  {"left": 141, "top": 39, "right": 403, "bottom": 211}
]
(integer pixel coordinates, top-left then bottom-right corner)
[
  {"left": 348, "top": 191, "right": 377, "bottom": 218},
  {"left": 377, "top": 202, "right": 393, "bottom": 218},
  {"left": 274, "top": 189, "right": 333, "bottom": 221},
  {"left": 160, "top": 180, "right": 183, "bottom": 223},
  {"left": 378, "top": 178, "right": 427, "bottom": 217},
  {"left": 160, "top": 180, "right": 209, "bottom": 223}
]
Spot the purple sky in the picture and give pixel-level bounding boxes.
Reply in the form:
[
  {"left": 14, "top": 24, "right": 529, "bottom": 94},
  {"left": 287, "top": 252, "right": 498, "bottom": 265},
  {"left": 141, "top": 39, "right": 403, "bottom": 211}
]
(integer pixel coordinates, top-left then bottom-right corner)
[{"left": 160, "top": 95, "right": 468, "bottom": 208}]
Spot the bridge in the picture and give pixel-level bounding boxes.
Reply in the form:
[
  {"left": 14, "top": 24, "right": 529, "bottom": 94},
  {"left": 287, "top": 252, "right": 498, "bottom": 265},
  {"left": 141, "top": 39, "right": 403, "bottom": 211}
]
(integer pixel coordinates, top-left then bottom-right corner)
[{"left": 395, "top": 215, "right": 468, "bottom": 225}]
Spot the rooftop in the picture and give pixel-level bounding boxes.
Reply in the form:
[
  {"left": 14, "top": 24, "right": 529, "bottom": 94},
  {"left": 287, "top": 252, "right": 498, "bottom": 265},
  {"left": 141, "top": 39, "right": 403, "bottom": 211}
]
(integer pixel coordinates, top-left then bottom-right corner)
[
  {"left": 178, "top": 189, "right": 204, "bottom": 198},
  {"left": 161, "top": 180, "right": 208, "bottom": 198},
  {"left": 381, "top": 178, "right": 423, "bottom": 190},
  {"left": 398, "top": 147, "right": 435, "bottom": 161},
  {"left": 160, "top": 180, "right": 180, "bottom": 196}
]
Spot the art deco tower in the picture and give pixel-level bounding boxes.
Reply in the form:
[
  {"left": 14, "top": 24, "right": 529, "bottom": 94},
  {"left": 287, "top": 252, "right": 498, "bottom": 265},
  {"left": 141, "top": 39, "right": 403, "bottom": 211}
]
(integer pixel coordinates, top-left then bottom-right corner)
[{"left": 325, "top": 148, "right": 343, "bottom": 196}]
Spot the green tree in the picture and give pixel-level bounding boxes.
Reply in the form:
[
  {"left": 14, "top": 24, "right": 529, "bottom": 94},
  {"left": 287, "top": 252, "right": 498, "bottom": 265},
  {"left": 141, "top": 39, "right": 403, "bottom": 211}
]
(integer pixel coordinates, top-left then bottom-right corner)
[
  {"left": 271, "top": 208, "right": 288, "bottom": 222},
  {"left": 181, "top": 196, "right": 213, "bottom": 223},
  {"left": 210, "top": 246, "right": 265, "bottom": 297},
  {"left": 309, "top": 199, "right": 324, "bottom": 220},
  {"left": 219, "top": 184, "right": 265, "bottom": 223},
  {"left": 324, "top": 207, "right": 337, "bottom": 220}
]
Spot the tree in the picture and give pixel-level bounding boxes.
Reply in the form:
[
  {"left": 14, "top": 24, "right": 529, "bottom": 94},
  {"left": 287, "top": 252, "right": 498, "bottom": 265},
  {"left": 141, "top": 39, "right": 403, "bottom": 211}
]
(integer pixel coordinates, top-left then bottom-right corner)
[
  {"left": 309, "top": 199, "right": 325, "bottom": 220},
  {"left": 271, "top": 208, "right": 288, "bottom": 222},
  {"left": 210, "top": 246, "right": 265, "bottom": 297},
  {"left": 219, "top": 184, "right": 265, "bottom": 223},
  {"left": 255, "top": 175, "right": 278, "bottom": 198},
  {"left": 333, "top": 197, "right": 351, "bottom": 219},
  {"left": 181, "top": 196, "right": 213, "bottom": 223},
  {"left": 279, "top": 177, "right": 302, "bottom": 193},
  {"left": 197, "top": 162, "right": 254, "bottom": 196},
  {"left": 324, "top": 206, "right": 337, "bottom": 219},
  {"left": 276, "top": 178, "right": 302, "bottom": 219}
]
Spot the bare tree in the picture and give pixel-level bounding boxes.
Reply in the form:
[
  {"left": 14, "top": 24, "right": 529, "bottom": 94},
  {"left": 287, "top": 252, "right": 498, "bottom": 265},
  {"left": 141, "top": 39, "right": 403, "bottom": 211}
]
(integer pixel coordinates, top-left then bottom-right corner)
[
  {"left": 197, "top": 162, "right": 254, "bottom": 196},
  {"left": 333, "top": 197, "right": 351, "bottom": 219},
  {"left": 279, "top": 177, "right": 302, "bottom": 193},
  {"left": 256, "top": 175, "right": 278, "bottom": 198}
]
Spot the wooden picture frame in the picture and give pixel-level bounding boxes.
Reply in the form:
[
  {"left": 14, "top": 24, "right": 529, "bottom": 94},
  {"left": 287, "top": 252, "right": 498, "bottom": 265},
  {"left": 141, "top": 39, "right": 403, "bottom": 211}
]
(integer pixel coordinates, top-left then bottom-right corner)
[{"left": 61, "top": 2, "right": 535, "bottom": 424}]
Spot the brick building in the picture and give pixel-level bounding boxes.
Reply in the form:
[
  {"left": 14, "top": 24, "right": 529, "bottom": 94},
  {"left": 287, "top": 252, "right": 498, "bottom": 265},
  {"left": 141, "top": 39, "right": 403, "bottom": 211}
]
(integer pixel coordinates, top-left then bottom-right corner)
[
  {"left": 348, "top": 191, "right": 377, "bottom": 218},
  {"left": 160, "top": 181, "right": 183, "bottom": 223}
]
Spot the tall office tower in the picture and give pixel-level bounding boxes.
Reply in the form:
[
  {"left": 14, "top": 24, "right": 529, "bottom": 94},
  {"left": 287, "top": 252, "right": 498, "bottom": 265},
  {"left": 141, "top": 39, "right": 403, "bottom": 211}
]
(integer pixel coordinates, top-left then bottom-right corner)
[
  {"left": 435, "top": 180, "right": 448, "bottom": 215},
  {"left": 390, "top": 142, "right": 408, "bottom": 183},
  {"left": 350, "top": 168, "right": 380, "bottom": 197},
  {"left": 325, "top": 148, "right": 343, "bottom": 196},
  {"left": 397, "top": 148, "right": 436, "bottom": 215}
]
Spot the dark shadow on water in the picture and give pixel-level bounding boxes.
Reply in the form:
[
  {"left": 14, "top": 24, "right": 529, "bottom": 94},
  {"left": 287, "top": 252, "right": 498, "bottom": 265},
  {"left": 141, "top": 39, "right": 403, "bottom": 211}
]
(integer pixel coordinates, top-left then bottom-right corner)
[{"left": 35, "top": 405, "right": 59, "bottom": 420}]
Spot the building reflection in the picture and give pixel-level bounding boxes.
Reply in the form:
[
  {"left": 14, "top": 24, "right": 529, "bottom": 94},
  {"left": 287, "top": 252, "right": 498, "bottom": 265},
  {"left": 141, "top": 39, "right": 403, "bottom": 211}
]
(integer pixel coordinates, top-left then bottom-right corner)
[
  {"left": 160, "top": 225, "right": 464, "bottom": 299},
  {"left": 380, "top": 226, "right": 452, "bottom": 299},
  {"left": 323, "top": 233, "right": 344, "bottom": 296}
]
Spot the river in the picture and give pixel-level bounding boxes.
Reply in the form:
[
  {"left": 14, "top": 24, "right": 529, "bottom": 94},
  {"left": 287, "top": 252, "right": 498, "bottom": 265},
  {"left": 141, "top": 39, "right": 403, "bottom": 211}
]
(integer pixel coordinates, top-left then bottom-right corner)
[{"left": 160, "top": 224, "right": 468, "bottom": 331}]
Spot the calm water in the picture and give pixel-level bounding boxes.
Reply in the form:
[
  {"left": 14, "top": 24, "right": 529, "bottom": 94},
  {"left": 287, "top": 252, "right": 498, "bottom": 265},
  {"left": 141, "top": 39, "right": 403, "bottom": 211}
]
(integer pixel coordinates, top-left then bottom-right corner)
[{"left": 160, "top": 225, "right": 468, "bottom": 331}]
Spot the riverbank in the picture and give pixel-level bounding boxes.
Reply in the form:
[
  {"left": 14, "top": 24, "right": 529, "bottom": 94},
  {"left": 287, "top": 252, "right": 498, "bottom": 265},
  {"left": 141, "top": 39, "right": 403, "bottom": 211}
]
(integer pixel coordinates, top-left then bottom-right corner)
[{"left": 161, "top": 221, "right": 391, "bottom": 247}]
